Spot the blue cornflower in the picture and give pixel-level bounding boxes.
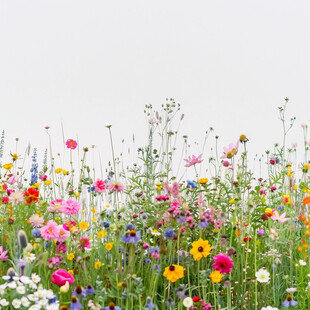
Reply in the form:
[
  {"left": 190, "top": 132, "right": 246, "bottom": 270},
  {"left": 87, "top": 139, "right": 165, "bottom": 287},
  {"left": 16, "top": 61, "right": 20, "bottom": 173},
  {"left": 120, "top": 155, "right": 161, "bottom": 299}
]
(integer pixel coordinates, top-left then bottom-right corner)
[
  {"left": 30, "top": 148, "right": 38, "bottom": 185},
  {"left": 125, "top": 223, "right": 135, "bottom": 230},
  {"left": 31, "top": 228, "right": 41, "bottom": 238},
  {"left": 164, "top": 228, "right": 175, "bottom": 239},
  {"left": 103, "top": 221, "right": 110, "bottom": 228},
  {"left": 187, "top": 180, "right": 197, "bottom": 188},
  {"left": 145, "top": 297, "right": 156, "bottom": 309},
  {"left": 198, "top": 220, "right": 209, "bottom": 228},
  {"left": 88, "top": 186, "right": 95, "bottom": 192}
]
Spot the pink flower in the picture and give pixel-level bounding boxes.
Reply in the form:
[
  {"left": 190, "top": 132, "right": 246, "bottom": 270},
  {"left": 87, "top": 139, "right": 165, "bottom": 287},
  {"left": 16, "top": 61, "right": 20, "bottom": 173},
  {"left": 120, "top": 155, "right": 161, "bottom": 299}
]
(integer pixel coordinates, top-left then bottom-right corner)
[
  {"left": 51, "top": 269, "right": 75, "bottom": 286},
  {"left": 66, "top": 139, "right": 78, "bottom": 150},
  {"left": 271, "top": 211, "right": 290, "bottom": 223},
  {"left": 56, "top": 225, "right": 70, "bottom": 242},
  {"left": 41, "top": 221, "right": 60, "bottom": 240},
  {"left": 7, "top": 174, "right": 17, "bottom": 185},
  {"left": 222, "top": 160, "right": 231, "bottom": 167},
  {"left": 48, "top": 199, "right": 64, "bottom": 213},
  {"left": 184, "top": 154, "right": 203, "bottom": 167},
  {"left": 221, "top": 140, "right": 239, "bottom": 159},
  {"left": 63, "top": 220, "right": 77, "bottom": 231},
  {"left": 2, "top": 197, "right": 9, "bottom": 203},
  {"left": 143, "top": 243, "right": 150, "bottom": 249},
  {"left": 107, "top": 182, "right": 124, "bottom": 192},
  {"left": 270, "top": 186, "right": 277, "bottom": 192},
  {"left": 78, "top": 237, "right": 91, "bottom": 250},
  {"left": 171, "top": 182, "right": 180, "bottom": 197},
  {"left": 270, "top": 158, "right": 276, "bottom": 165},
  {"left": 9, "top": 191, "right": 24, "bottom": 206},
  {"left": 93, "top": 179, "right": 105, "bottom": 193},
  {"left": 0, "top": 246, "right": 9, "bottom": 262},
  {"left": 29, "top": 214, "right": 45, "bottom": 227},
  {"left": 56, "top": 243, "right": 67, "bottom": 253},
  {"left": 60, "top": 199, "right": 81, "bottom": 215},
  {"left": 212, "top": 253, "right": 234, "bottom": 274}
]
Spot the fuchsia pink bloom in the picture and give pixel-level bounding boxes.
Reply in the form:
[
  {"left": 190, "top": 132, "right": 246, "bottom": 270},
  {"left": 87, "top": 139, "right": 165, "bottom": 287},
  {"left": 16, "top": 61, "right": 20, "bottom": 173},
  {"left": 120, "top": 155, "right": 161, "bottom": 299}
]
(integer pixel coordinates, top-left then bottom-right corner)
[
  {"left": 212, "top": 253, "right": 234, "bottom": 274},
  {"left": 63, "top": 220, "right": 77, "bottom": 231},
  {"left": 184, "top": 154, "right": 203, "bottom": 167},
  {"left": 41, "top": 221, "right": 60, "bottom": 240},
  {"left": 155, "top": 195, "right": 169, "bottom": 201},
  {"left": 0, "top": 246, "right": 8, "bottom": 262},
  {"left": 60, "top": 199, "right": 81, "bottom": 215},
  {"left": 66, "top": 139, "right": 78, "bottom": 150},
  {"left": 51, "top": 269, "right": 75, "bottom": 286},
  {"left": 78, "top": 237, "right": 91, "bottom": 250},
  {"left": 107, "top": 182, "right": 124, "bottom": 192},
  {"left": 93, "top": 179, "right": 105, "bottom": 192}
]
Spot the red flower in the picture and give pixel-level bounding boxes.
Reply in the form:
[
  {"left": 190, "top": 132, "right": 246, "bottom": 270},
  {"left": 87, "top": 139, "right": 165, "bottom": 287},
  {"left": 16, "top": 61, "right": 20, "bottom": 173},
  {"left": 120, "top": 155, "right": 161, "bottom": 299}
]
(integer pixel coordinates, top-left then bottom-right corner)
[
  {"left": 243, "top": 237, "right": 252, "bottom": 242},
  {"left": 24, "top": 188, "right": 39, "bottom": 204},
  {"left": 193, "top": 297, "right": 201, "bottom": 302}
]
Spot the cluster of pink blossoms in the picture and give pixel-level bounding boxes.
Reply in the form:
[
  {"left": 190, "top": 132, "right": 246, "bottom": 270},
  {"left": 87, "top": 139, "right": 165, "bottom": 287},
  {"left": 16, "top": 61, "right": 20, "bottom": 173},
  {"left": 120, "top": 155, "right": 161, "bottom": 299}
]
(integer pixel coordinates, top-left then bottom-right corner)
[{"left": 47, "top": 198, "right": 81, "bottom": 215}]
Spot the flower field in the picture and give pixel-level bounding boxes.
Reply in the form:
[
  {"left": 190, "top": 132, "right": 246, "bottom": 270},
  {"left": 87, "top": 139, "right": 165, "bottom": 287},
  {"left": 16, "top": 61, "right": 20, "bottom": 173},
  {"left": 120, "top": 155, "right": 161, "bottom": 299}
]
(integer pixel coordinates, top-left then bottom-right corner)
[{"left": 1, "top": 100, "right": 310, "bottom": 310}]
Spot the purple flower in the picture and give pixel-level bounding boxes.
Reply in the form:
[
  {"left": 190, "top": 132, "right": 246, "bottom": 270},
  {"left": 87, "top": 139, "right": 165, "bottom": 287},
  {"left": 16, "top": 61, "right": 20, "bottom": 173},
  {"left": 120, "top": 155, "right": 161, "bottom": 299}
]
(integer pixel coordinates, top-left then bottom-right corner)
[
  {"left": 198, "top": 220, "right": 209, "bottom": 228},
  {"left": 104, "top": 302, "right": 121, "bottom": 310},
  {"left": 121, "top": 230, "right": 141, "bottom": 243},
  {"left": 145, "top": 297, "right": 156, "bottom": 309},
  {"left": 83, "top": 284, "right": 95, "bottom": 295},
  {"left": 282, "top": 295, "right": 298, "bottom": 307},
  {"left": 72, "top": 285, "right": 86, "bottom": 297},
  {"left": 257, "top": 229, "right": 265, "bottom": 236},
  {"left": 70, "top": 296, "right": 82, "bottom": 310},
  {"left": 164, "top": 229, "right": 175, "bottom": 239}
]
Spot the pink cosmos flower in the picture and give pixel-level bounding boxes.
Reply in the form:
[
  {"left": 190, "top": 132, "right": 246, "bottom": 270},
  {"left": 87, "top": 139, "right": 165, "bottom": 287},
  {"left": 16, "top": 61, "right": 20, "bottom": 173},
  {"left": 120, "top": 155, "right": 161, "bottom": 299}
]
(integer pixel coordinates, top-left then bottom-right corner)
[
  {"left": 221, "top": 140, "right": 240, "bottom": 159},
  {"left": 60, "top": 199, "right": 81, "bottom": 215},
  {"left": 212, "top": 253, "right": 234, "bottom": 274},
  {"left": 48, "top": 199, "right": 64, "bottom": 213},
  {"left": 56, "top": 226, "right": 70, "bottom": 243},
  {"left": 29, "top": 214, "right": 45, "bottom": 227},
  {"left": 41, "top": 221, "right": 60, "bottom": 240},
  {"left": 9, "top": 191, "right": 24, "bottom": 206},
  {"left": 93, "top": 179, "right": 105, "bottom": 193},
  {"left": 0, "top": 246, "right": 9, "bottom": 262},
  {"left": 184, "top": 154, "right": 203, "bottom": 167},
  {"left": 66, "top": 139, "right": 78, "bottom": 150},
  {"left": 271, "top": 211, "right": 290, "bottom": 223},
  {"left": 107, "top": 182, "right": 124, "bottom": 192},
  {"left": 7, "top": 174, "right": 17, "bottom": 185}
]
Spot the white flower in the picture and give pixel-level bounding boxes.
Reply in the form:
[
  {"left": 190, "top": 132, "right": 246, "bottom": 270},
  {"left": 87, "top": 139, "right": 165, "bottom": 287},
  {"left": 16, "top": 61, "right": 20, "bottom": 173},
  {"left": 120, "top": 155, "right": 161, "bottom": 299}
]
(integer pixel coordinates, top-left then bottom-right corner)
[
  {"left": 299, "top": 260, "right": 307, "bottom": 266},
  {"left": 183, "top": 297, "right": 193, "bottom": 308},
  {"left": 46, "top": 303, "right": 60, "bottom": 310},
  {"left": 29, "top": 305, "right": 42, "bottom": 310},
  {"left": 0, "top": 298, "right": 9, "bottom": 306},
  {"left": 31, "top": 273, "right": 41, "bottom": 284},
  {"left": 16, "top": 286, "right": 26, "bottom": 294},
  {"left": 27, "top": 294, "right": 38, "bottom": 302},
  {"left": 24, "top": 253, "right": 36, "bottom": 263},
  {"left": 255, "top": 268, "right": 270, "bottom": 283},
  {"left": 261, "top": 306, "right": 279, "bottom": 310},
  {"left": 20, "top": 276, "right": 31, "bottom": 284},
  {"left": 12, "top": 298, "right": 22, "bottom": 309},
  {"left": 286, "top": 287, "right": 297, "bottom": 293},
  {"left": 21, "top": 297, "right": 30, "bottom": 307},
  {"left": 7, "top": 281, "right": 17, "bottom": 289},
  {"left": 0, "top": 284, "right": 7, "bottom": 295}
]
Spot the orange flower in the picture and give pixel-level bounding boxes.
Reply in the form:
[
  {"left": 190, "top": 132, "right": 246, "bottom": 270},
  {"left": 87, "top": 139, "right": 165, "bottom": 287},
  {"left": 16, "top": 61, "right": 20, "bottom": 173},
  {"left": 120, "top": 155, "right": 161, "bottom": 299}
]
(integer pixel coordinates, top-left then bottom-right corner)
[
  {"left": 303, "top": 196, "right": 310, "bottom": 204},
  {"left": 298, "top": 246, "right": 303, "bottom": 252},
  {"left": 300, "top": 215, "right": 307, "bottom": 221},
  {"left": 24, "top": 188, "right": 39, "bottom": 204},
  {"left": 306, "top": 231, "right": 310, "bottom": 236}
]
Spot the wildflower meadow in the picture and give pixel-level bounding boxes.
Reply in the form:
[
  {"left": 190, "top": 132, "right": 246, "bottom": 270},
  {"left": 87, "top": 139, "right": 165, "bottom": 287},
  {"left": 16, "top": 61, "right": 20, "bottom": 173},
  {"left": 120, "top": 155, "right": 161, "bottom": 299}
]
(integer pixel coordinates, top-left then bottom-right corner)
[{"left": 1, "top": 99, "right": 310, "bottom": 310}]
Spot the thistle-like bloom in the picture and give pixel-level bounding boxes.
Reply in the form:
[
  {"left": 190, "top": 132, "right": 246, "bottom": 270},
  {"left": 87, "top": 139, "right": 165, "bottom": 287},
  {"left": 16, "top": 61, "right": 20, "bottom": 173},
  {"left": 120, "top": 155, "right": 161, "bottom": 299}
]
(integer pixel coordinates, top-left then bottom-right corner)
[
  {"left": 221, "top": 140, "right": 239, "bottom": 159},
  {"left": 212, "top": 253, "right": 234, "bottom": 274},
  {"left": 0, "top": 246, "right": 9, "bottom": 262},
  {"left": 190, "top": 239, "right": 212, "bottom": 261},
  {"left": 163, "top": 264, "right": 184, "bottom": 282},
  {"left": 66, "top": 139, "right": 78, "bottom": 150},
  {"left": 184, "top": 154, "right": 203, "bottom": 167}
]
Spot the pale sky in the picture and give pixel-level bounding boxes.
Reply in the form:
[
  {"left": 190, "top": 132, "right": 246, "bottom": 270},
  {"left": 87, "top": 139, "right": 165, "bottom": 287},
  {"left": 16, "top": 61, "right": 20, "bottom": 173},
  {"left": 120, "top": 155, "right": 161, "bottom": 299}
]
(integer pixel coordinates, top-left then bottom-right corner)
[{"left": 0, "top": 0, "right": 309, "bottom": 177}]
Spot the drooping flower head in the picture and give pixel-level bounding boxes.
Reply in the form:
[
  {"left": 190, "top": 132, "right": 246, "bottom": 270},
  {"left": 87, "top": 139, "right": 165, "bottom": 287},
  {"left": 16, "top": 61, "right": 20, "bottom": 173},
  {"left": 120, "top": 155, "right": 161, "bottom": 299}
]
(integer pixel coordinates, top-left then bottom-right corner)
[
  {"left": 212, "top": 253, "right": 234, "bottom": 274},
  {"left": 66, "top": 139, "right": 78, "bottom": 150},
  {"left": 190, "top": 239, "right": 212, "bottom": 261}
]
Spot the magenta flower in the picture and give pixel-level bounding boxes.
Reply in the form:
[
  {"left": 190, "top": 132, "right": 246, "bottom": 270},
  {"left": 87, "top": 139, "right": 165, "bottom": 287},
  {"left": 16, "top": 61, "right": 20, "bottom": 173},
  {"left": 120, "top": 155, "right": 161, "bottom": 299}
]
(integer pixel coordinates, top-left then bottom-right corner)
[
  {"left": 221, "top": 140, "right": 240, "bottom": 159},
  {"left": 212, "top": 253, "right": 234, "bottom": 274},
  {"left": 93, "top": 179, "right": 106, "bottom": 193},
  {"left": 184, "top": 154, "right": 203, "bottom": 167},
  {"left": 41, "top": 221, "right": 60, "bottom": 240},
  {"left": 0, "top": 246, "right": 8, "bottom": 262},
  {"left": 78, "top": 237, "right": 91, "bottom": 250},
  {"left": 66, "top": 139, "right": 78, "bottom": 150},
  {"left": 60, "top": 199, "right": 81, "bottom": 215},
  {"left": 56, "top": 225, "right": 70, "bottom": 243}
]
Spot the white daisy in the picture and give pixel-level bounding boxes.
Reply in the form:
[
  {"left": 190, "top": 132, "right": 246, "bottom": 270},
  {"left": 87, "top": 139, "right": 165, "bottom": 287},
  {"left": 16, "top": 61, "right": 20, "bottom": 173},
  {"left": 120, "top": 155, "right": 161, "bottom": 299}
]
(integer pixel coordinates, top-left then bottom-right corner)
[
  {"left": 255, "top": 268, "right": 270, "bottom": 283},
  {"left": 12, "top": 298, "right": 21, "bottom": 309},
  {"left": 16, "top": 286, "right": 26, "bottom": 294},
  {"left": 0, "top": 298, "right": 9, "bottom": 306},
  {"left": 31, "top": 273, "right": 41, "bottom": 284},
  {"left": 21, "top": 297, "right": 30, "bottom": 307}
]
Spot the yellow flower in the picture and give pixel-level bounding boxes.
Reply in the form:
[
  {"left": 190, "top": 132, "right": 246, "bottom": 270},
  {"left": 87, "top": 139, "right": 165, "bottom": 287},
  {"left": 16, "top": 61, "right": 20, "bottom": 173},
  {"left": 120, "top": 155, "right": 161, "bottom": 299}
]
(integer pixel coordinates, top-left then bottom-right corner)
[
  {"left": 229, "top": 199, "right": 235, "bottom": 204},
  {"left": 82, "top": 210, "right": 86, "bottom": 214},
  {"left": 151, "top": 230, "right": 160, "bottom": 236},
  {"left": 97, "top": 230, "right": 108, "bottom": 239},
  {"left": 239, "top": 134, "right": 248, "bottom": 142},
  {"left": 106, "top": 204, "right": 110, "bottom": 209},
  {"left": 79, "top": 221, "right": 89, "bottom": 230},
  {"left": 68, "top": 270, "right": 74, "bottom": 275},
  {"left": 209, "top": 270, "right": 222, "bottom": 283},
  {"left": 55, "top": 217, "right": 61, "bottom": 222},
  {"left": 31, "top": 183, "right": 40, "bottom": 189},
  {"left": 11, "top": 154, "right": 18, "bottom": 161},
  {"left": 94, "top": 261, "right": 102, "bottom": 270},
  {"left": 67, "top": 253, "right": 75, "bottom": 261},
  {"left": 2, "top": 163, "right": 13, "bottom": 170},
  {"left": 91, "top": 208, "right": 96, "bottom": 213},
  {"left": 198, "top": 178, "right": 208, "bottom": 184},
  {"left": 304, "top": 164, "right": 310, "bottom": 170},
  {"left": 62, "top": 169, "right": 68, "bottom": 175},
  {"left": 55, "top": 168, "right": 62, "bottom": 174},
  {"left": 92, "top": 218, "right": 97, "bottom": 222},
  {"left": 44, "top": 180, "right": 52, "bottom": 185},
  {"left": 75, "top": 192, "right": 80, "bottom": 198},
  {"left": 117, "top": 282, "right": 123, "bottom": 287},
  {"left": 190, "top": 239, "right": 212, "bottom": 261},
  {"left": 105, "top": 242, "right": 113, "bottom": 251},
  {"left": 163, "top": 264, "right": 184, "bottom": 282},
  {"left": 293, "top": 184, "right": 298, "bottom": 191}
]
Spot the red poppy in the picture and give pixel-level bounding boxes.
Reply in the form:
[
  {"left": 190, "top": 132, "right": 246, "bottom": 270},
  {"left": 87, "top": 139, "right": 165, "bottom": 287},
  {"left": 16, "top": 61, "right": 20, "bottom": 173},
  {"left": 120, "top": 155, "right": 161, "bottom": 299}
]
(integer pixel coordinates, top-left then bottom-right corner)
[
  {"left": 24, "top": 188, "right": 39, "bottom": 204},
  {"left": 193, "top": 297, "right": 201, "bottom": 302}
]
